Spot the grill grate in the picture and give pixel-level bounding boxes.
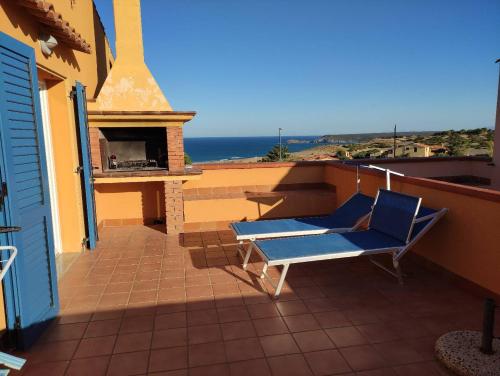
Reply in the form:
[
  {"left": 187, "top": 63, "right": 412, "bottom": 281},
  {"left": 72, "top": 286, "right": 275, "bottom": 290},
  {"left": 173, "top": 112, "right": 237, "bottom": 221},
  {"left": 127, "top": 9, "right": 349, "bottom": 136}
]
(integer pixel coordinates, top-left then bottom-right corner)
[{"left": 112, "top": 159, "right": 159, "bottom": 170}]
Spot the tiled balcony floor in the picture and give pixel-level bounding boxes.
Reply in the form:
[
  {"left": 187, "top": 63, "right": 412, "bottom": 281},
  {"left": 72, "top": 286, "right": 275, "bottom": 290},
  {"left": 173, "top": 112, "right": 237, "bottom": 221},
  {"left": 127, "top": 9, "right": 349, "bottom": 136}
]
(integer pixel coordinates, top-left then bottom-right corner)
[{"left": 16, "top": 225, "right": 486, "bottom": 375}]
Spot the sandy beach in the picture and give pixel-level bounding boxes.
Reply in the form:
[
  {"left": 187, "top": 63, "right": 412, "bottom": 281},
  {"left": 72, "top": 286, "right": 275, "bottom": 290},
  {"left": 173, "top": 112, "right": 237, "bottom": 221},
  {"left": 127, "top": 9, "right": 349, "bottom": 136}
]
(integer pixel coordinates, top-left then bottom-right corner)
[{"left": 194, "top": 144, "right": 342, "bottom": 164}]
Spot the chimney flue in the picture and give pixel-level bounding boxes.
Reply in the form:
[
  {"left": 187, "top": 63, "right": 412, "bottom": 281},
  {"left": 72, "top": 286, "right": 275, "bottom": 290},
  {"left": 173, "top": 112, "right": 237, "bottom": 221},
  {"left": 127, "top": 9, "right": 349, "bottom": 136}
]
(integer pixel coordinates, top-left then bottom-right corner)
[
  {"left": 92, "top": 0, "right": 172, "bottom": 111},
  {"left": 113, "top": 0, "right": 144, "bottom": 64}
]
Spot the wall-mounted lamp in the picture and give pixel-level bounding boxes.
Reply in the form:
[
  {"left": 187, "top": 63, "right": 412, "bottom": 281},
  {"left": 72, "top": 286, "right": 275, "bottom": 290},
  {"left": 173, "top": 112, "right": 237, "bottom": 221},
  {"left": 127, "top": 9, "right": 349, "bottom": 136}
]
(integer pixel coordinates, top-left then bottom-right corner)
[{"left": 39, "top": 33, "right": 58, "bottom": 56}]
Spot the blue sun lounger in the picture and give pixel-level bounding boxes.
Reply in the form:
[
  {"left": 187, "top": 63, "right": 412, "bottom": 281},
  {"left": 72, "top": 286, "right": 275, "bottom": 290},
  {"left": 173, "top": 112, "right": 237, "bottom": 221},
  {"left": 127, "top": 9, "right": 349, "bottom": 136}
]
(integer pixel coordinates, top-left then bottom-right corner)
[
  {"left": 231, "top": 192, "right": 374, "bottom": 243},
  {"left": 242, "top": 189, "right": 447, "bottom": 297}
]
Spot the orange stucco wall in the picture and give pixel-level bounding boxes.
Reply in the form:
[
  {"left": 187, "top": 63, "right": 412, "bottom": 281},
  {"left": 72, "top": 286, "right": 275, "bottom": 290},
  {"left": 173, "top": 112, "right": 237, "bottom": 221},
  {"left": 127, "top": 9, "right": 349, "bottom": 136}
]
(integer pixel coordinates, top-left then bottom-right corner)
[
  {"left": 0, "top": 0, "right": 113, "bottom": 333},
  {"left": 93, "top": 165, "right": 335, "bottom": 230},
  {"left": 44, "top": 80, "right": 86, "bottom": 252},
  {"left": 1, "top": 0, "right": 113, "bottom": 252},
  {"left": 184, "top": 165, "right": 326, "bottom": 188},
  {"left": 368, "top": 159, "right": 492, "bottom": 180},
  {"left": 1, "top": 0, "right": 114, "bottom": 98},
  {"left": 183, "top": 165, "right": 333, "bottom": 226},
  {"left": 95, "top": 182, "right": 166, "bottom": 225},
  {"left": 0, "top": 0, "right": 113, "bottom": 252},
  {"left": 325, "top": 163, "right": 500, "bottom": 297}
]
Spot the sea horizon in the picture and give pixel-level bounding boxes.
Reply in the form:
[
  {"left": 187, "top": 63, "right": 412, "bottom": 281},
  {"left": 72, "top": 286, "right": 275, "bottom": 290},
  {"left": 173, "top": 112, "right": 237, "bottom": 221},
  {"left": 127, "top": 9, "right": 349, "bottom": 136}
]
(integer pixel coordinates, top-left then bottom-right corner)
[{"left": 184, "top": 135, "right": 320, "bottom": 163}]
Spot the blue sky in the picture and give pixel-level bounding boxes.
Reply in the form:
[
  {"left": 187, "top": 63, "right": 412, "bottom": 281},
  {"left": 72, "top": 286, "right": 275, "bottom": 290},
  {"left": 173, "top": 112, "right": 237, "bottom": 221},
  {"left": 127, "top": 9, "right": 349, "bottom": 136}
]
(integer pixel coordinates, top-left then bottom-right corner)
[{"left": 94, "top": 0, "right": 500, "bottom": 137}]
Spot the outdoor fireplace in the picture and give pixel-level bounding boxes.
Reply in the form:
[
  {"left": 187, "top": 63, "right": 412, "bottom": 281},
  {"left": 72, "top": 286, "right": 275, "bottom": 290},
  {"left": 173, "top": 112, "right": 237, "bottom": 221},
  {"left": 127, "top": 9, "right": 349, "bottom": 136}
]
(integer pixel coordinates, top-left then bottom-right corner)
[
  {"left": 86, "top": 0, "right": 200, "bottom": 234},
  {"left": 99, "top": 127, "right": 167, "bottom": 171}
]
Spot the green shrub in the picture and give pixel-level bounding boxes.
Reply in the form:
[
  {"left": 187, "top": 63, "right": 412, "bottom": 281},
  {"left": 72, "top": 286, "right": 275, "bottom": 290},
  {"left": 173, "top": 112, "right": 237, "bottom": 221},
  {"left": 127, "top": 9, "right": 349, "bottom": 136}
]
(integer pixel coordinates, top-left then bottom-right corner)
[{"left": 261, "top": 144, "right": 290, "bottom": 162}]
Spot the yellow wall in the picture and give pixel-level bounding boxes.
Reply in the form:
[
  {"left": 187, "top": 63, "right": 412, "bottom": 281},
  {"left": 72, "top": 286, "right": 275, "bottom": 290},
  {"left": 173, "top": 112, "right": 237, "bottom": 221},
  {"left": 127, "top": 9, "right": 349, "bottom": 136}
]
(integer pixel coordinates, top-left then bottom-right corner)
[
  {"left": 0, "top": 0, "right": 114, "bottom": 98},
  {"left": 184, "top": 190, "right": 334, "bottom": 224},
  {"left": 94, "top": 164, "right": 335, "bottom": 230},
  {"left": 1, "top": 0, "right": 113, "bottom": 252},
  {"left": 183, "top": 165, "right": 325, "bottom": 189},
  {"left": 183, "top": 165, "right": 333, "bottom": 225},
  {"left": 95, "top": 182, "right": 166, "bottom": 225},
  {"left": 0, "top": 0, "right": 112, "bottom": 332},
  {"left": 44, "top": 79, "right": 86, "bottom": 252}
]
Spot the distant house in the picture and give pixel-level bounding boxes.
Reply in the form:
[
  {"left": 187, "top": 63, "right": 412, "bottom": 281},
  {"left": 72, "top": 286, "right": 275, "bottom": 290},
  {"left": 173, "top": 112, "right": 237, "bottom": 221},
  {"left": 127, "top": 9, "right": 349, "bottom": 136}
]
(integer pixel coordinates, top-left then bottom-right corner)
[
  {"left": 386, "top": 142, "right": 431, "bottom": 158},
  {"left": 430, "top": 145, "right": 448, "bottom": 155}
]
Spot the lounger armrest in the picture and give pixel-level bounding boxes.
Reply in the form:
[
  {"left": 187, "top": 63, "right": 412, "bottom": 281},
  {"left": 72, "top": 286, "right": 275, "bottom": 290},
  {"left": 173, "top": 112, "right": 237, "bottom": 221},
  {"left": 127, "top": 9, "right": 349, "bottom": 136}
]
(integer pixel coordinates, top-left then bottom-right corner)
[
  {"left": 414, "top": 213, "right": 437, "bottom": 223},
  {"left": 394, "top": 208, "right": 448, "bottom": 261}
]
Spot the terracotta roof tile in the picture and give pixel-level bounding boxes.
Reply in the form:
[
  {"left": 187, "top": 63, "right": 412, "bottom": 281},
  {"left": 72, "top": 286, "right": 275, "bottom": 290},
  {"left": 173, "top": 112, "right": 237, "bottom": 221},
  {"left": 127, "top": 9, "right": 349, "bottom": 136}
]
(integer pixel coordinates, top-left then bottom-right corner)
[{"left": 15, "top": 0, "right": 91, "bottom": 53}]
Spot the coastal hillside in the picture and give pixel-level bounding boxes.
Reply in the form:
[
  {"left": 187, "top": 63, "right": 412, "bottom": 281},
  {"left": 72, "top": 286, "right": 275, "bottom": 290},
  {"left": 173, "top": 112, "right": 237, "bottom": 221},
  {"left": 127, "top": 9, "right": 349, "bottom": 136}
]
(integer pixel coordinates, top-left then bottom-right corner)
[
  {"left": 187, "top": 128, "right": 494, "bottom": 163},
  {"left": 287, "top": 128, "right": 493, "bottom": 161},
  {"left": 310, "top": 131, "right": 436, "bottom": 144}
]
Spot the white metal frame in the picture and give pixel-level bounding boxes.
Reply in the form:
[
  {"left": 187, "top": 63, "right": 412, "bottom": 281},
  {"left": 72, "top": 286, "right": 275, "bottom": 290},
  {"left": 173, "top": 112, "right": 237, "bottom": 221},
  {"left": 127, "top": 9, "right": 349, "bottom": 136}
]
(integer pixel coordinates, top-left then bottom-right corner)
[
  {"left": 0, "top": 246, "right": 26, "bottom": 371},
  {"left": 361, "top": 164, "right": 404, "bottom": 190},
  {"left": 38, "top": 82, "right": 63, "bottom": 255},
  {"left": 234, "top": 226, "right": 352, "bottom": 242},
  {"left": 0, "top": 246, "right": 17, "bottom": 282},
  {"left": 241, "top": 204, "right": 448, "bottom": 298}
]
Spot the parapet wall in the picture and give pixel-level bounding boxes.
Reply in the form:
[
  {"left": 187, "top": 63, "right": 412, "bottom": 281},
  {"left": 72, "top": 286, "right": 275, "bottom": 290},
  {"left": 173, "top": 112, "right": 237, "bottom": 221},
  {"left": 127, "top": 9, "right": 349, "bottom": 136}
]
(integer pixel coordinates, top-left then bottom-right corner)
[
  {"left": 182, "top": 162, "right": 335, "bottom": 231},
  {"left": 324, "top": 162, "right": 500, "bottom": 298}
]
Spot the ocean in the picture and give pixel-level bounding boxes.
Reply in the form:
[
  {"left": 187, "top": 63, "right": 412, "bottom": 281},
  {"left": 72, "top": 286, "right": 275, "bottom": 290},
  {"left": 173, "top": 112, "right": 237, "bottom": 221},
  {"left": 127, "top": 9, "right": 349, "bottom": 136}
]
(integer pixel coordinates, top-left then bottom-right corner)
[{"left": 184, "top": 136, "right": 319, "bottom": 163}]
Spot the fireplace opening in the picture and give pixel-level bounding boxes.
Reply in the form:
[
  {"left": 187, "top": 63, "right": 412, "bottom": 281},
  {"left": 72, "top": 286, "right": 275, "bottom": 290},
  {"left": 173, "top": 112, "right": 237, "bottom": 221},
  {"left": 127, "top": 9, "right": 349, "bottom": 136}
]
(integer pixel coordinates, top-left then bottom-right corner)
[{"left": 99, "top": 127, "right": 167, "bottom": 171}]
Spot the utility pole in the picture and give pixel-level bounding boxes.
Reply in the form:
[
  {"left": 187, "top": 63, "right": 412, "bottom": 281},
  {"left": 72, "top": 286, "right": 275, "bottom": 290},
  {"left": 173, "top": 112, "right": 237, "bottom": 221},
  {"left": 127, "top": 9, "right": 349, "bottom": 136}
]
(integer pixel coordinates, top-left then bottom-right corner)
[
  {"left": 279, "top": 128, "right": 283, "bottom": 161},
  {"left": 393, "top": 124, "right": 397, "bottom": 158}
]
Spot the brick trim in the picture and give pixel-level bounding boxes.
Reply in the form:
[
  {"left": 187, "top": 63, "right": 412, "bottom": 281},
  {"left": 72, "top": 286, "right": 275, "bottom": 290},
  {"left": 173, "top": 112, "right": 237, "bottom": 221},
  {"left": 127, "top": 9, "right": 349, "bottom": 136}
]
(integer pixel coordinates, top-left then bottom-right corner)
[
  {"left": 167, "top": 126, "right": 185, "bottom": 172},
  {"left": 164, "top": 180, "right": 184, "bottom": 234},
  {"left": 184, "top": 183, "right": 336, "bottom": 201},
  {"left": 197, "top": 161, "right": 326, "bottom": 169},
  {"left": 88, "top": 127, "right": 102, "bottom": 172}
]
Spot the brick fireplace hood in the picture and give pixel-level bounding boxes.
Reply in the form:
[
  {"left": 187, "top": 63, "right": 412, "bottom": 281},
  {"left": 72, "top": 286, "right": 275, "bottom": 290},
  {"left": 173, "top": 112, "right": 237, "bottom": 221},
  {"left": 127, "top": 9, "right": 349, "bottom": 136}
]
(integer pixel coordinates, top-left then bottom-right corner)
[{"left": 86, "top": 0, "right": 197, "bottom": 180}]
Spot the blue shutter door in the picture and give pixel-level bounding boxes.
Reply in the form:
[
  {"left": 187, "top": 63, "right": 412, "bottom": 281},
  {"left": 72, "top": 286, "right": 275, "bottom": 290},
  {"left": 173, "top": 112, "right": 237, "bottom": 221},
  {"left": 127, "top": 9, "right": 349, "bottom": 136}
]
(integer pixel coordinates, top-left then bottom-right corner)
[
  {"left": 73, "top": 82, "right": 97, "bottom": 249},
  {"left": 0, "top": 33, "right": 59, "bottom": 349}
]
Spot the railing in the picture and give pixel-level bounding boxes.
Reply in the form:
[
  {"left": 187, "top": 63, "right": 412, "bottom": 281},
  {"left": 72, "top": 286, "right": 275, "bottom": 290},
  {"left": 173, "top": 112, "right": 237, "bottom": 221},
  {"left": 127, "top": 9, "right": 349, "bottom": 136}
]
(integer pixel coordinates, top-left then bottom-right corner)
[{"left": 481, "top": 298, "right": 497, "bottom": 355}]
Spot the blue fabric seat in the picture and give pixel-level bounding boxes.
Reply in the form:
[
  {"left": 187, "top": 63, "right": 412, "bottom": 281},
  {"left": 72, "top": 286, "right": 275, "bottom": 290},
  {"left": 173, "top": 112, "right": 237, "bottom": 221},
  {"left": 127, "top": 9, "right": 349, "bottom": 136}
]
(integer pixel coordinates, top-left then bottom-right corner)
[
  {"left": 255, "top": 229, "right": 405, "bottom": 263},
  {"left": 255, "top": 204, "right": 438, "bottom": 264},
  {"left": 243, "top": 189, "right": 447, "bottom": 297},
  {"left": 231, "top": 192, "right": 374, "bottom": 240}
]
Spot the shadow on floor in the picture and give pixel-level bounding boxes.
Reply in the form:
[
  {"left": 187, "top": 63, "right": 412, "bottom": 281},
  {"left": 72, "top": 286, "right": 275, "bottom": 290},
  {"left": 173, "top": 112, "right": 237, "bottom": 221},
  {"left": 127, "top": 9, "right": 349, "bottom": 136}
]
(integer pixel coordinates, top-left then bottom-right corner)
[{"left": 14, "top": 225, "right": 488, "bottom": 376}]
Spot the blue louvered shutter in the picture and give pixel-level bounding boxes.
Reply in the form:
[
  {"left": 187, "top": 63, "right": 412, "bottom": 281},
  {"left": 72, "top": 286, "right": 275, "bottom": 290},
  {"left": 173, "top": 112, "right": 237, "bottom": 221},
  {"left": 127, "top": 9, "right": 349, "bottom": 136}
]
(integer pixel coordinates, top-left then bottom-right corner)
[
  {"left": 73, "top": 82, "right": 97, "bottom": 249},
  {"left": 0, "top": 33, "right": 59, "bottom": 349}
]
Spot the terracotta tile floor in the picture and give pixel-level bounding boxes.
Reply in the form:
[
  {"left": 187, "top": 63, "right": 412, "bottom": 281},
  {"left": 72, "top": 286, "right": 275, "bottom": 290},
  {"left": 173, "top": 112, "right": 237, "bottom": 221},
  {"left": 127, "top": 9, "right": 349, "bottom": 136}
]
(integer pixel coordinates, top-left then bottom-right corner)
[{"left": 14, "top": 225, "right": 487, "bottom": 375}]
